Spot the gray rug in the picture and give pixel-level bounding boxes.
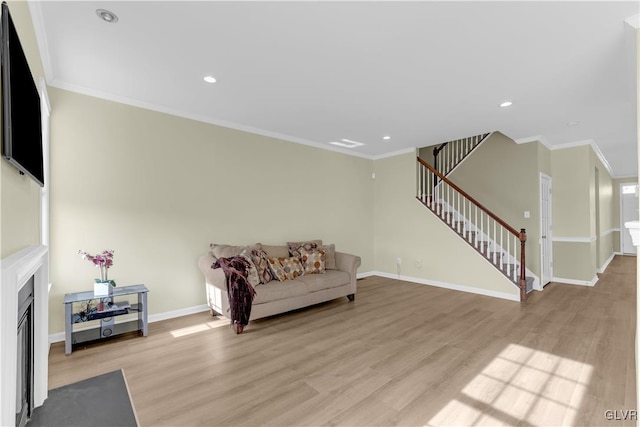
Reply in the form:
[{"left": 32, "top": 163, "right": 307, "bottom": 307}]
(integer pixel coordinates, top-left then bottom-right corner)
[{"left": 27, "top": 370, "right": 138, "bottom": 427}]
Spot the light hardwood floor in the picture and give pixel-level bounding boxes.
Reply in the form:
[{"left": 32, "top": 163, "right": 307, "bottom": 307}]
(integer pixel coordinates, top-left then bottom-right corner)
[{"left": 48, "top": 255, "right": 637, "bottom": 426}]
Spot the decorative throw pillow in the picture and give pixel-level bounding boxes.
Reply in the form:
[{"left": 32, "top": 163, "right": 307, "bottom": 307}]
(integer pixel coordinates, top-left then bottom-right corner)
[
  {"left": 320, "top": 244, "right": 336, "bottom": 270},
  {"left": 278, "top": 256, "right": 305, "bottom": 280},
  {"left": 300, "top": 249, "right": 326, "bottom": 274},
  {"left": 288, "top": 240, "right": 322, "bottom": 258},
  {"left": 239, "top": 251, "right": 261, "bottom": 287},
  {"left": 267, "top": 257, "right": 288, "bottom": 282},
  {"left": 251, "top": 249, "right": 273, "bottom": 284}
]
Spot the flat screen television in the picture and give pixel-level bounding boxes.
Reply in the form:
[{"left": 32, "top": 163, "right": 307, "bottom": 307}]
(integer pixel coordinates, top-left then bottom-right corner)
[{"left": 0, "top": 2, "right": 44, "bottom": 187}]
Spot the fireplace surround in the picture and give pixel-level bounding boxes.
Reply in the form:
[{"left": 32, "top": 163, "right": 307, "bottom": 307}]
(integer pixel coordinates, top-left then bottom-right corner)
[{"left": 0, "top": 245, "right": 48, "bottom": 426}]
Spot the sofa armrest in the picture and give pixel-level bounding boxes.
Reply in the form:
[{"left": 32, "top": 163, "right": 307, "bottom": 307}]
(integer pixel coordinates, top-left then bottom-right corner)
[
  {"left": 197, "top": 254, "right": 227, "bottom": 291},
  {"left": 334, "top": 251, "right": 361, "bottom": 278}
]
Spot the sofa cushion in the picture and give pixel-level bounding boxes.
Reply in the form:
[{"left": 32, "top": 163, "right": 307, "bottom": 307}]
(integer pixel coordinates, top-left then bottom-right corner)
[
  {"left": 279, "top": 256, "right": 305, "bottom": 280},
  {"left": 239, "top": 253, "right": 260, "bottom": 287},
  {"left": 253, "top": 279, "right": 309, "bottom": 304},
  {"left": 250, "top": 249, "right": 273, "bottom": 284},
  {"left": 262, "top": 244, "right": 289, "bottom": 259},
  {"left": 288, "top": 240, "right": 323, "bottom": 258},
  {"left": 209, "top": 243, "right": 261, "bottom": 259},
  {"left": 296, "top": 270, "right": 351, "bottom": 293},
  {"left": 320, "top": 244, "right": 336, "bottom": 270},
  {"left": 267, "top": 257, "right": 288, "bottom": 281},
  {"left": 300, "top": 249, "right": 326, "bottom": 274}
]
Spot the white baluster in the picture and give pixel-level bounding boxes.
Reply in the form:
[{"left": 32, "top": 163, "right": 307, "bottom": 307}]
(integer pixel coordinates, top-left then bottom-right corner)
[
  {"left": 486, "top": 215, "right": 491, "bottom": 259},
  {"left": 507, "top": 231, "right": 510, "bottom": 277},
  {"left": 455, "top": 140, "right": 458, "bottom": 166},
  {"left": 500, "top": 228, "right": 503, "bottom": 270},
  {"left": 513, "top": 235, "right": 517, "bottom": 282},
  {"left": 417, "top": 163, "right": 421, "bottom": 200},
  {"left": 447, "top": 184, "right": 452, "bottom": 225},
  {"left": 463, "top": 196, "right": 466, "bottom": 236},
  {"left": 492, "top": 219, "right": 496, "bottom": 263},
  {"left": 475, "top": 205, "right": 478, "bottom": 248},
  {"left": 421, "top": 165, "right": 424, "bottom": 201}
]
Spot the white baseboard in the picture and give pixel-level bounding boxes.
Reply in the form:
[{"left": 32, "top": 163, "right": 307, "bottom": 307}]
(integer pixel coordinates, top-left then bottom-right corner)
[
  {"left": 357, "top": 271, "right": 376, "bottom": 279},
  {"left": 365, "top": 271, "right": 520, "bottom": 302},
  {"left": 48, "top": 304, "right": 211, "bottom": 344},
  {"left": 598, "top": 253, "right": 616, "bottom": 274},
  {"left": 552, "top": 276, "right": 599, "bottom": 287},
  {"left": 148, "top": 304, "right": 210, "bottom": 323}
]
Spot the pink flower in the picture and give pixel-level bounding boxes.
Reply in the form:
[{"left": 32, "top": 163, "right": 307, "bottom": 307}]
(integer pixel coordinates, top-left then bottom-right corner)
[{"left": 78, "top": 249, "right": 115, "bottom": 282}]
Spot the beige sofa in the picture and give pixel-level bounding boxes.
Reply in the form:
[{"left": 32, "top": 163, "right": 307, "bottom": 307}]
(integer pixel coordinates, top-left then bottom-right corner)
[{"left": 197, "top": 243, "right": 361, "bottom": 322}]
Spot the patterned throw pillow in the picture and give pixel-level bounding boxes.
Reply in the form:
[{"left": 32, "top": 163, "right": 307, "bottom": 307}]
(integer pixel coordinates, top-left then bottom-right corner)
[
  {"left": 267, "top": 257, "right": 288, "bottom": 282},
  {"left": 239, "top": 252, "right": 260, "bottom": 287},
  {"left": 251, "top": 249, "right": 273, "bottom": 284},
  {"left": 279, "top": 257, "right": 305, "bottom": 279},
  {"left": 300, "top": 249, "right": 326, "bottom": 274},
  {"left": 320, "top": 244, "right": 336, "bottom": 270},
  {"left": 287, "top": 240, "right": 322, "bottom": 258}
]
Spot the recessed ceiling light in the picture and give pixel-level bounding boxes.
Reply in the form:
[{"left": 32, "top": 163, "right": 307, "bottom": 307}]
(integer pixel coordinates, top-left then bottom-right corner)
[
  {"left": 567, "top": 120, "right": 580, "bottom": 127},
  {"left": 383, "top": 136, "right": 391, "bottom": 140},
  {"left": 499, "top": 100, "right": 513, "bottom": 108},
  {"left": 96, "top": 9, "right": 118, "bottom": 23},
  {"left": 203, "top": 75, "right": 216, "bottom": 83}
]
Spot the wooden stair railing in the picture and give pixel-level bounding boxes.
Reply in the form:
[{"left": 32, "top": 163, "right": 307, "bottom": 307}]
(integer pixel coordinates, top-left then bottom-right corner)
[
  {"left": 432, "top": 132, "right": 491, "bottom": 179},
  {"left": 416, "top": 157, "right": 528, "bottom": 302}
]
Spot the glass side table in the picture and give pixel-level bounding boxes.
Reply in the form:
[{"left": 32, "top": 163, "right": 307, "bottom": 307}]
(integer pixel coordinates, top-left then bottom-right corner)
[{"left": 64, "top": 284, "right": 148, "bottom": 354}]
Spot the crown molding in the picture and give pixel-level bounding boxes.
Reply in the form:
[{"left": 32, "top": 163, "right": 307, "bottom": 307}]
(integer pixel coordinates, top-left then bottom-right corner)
[
  {"left": 48, "top": 79, "right": 378, "bottom": 160},
  {"left": 514, "top": 135, "right": 552, "bottom": 149},
  {"left": 371, "top": 147, "right": 416, "bottom": 160},
  {"left": 625, "top": 14, "right": 640, "bottom": 29}
]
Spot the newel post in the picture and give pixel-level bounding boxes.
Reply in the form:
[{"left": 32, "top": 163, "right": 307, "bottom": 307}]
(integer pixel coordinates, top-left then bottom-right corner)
[{"left": 519, "top": 228, "right": 527, "bottom": 302}]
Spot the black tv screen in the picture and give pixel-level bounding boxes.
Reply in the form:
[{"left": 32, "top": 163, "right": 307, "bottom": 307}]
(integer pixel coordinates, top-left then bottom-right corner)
[{"left": 1, "top": 2, "right": 44, "bottom": 187}]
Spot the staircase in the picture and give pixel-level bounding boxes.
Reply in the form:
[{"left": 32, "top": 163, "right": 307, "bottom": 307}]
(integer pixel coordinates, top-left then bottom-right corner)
[
  {"left": 416, "top": 157, "right": 534, "bottom": 301},
  {"left": 432, "top": 132, "right": 491, "bottom": 178}
]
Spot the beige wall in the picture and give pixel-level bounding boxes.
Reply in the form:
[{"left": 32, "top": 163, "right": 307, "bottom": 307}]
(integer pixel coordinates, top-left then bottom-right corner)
[
  {"left": 549, "top": 145, "right": 617, "bottom": 281},
  {"left": 447, "top": 132, "right": 542, "bottom": 281},
  {"left": 0, "top": 1, "right": 45, "bottom": 258},
  {"left": 372, "top": 151, "right": 518, "bottom": 297},
  {"left": 48, "top": 88, "right": 374, "bottom": 334},
  {"left": 591, "top": 150, "right": 615, "bottom": 269},
  {"left": 550, "top": 146, "right": 596, "bottom": 282},
  {"left": 613, "top": 177, "right": 638, "bottom": 252},
  {"left": 551, "top": 146, "right": 592, "bottom": 238}
]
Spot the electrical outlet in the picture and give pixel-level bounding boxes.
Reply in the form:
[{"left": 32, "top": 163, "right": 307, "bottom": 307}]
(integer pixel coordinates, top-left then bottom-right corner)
[
  {"left": 524, "top": 211, "right": 530, "bottom": 218},
  {"left": 396, "top": 257, "right": 402, "bottom": 265},
  {"left": 416, "top": 258, "right": 422, "bottom": 269}
]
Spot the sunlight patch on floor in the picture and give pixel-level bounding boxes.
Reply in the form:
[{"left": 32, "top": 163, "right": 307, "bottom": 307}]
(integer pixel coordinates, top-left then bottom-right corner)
[
  {"left": 170, "top": 319, "right": 227, "bottom": 337},
  {"left": 424, "top": 343, "right": 593, "bottom": 426}
]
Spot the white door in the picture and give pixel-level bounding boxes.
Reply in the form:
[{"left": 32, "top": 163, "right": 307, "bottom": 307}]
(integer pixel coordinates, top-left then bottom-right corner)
[
  {"left": 621, "top": 184, "right": 639, "bottom": 255},
  {"left": 540, "top": 174, "right": 553, "bottom": 286}
]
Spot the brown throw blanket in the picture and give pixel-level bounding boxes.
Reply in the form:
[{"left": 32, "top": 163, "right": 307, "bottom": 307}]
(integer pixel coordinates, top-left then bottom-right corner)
[{"left": 213, "top": 256, "right": 256, "bottom": 334}]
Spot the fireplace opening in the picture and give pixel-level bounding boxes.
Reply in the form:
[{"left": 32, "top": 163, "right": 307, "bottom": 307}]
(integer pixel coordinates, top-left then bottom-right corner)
[{"left": 16, "top": 276, "right": 34, "bottom": 427}]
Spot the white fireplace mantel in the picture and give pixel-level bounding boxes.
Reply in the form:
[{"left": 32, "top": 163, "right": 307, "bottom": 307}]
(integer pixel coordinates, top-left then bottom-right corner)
[{"left": 0, "top": 245, "right": 49, "bottom": 427}]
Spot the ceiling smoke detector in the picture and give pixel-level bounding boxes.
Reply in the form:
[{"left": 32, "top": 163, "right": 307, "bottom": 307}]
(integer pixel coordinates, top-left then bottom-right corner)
[{"left": 96, "top": 9, "right": 119, "bottom": 24}]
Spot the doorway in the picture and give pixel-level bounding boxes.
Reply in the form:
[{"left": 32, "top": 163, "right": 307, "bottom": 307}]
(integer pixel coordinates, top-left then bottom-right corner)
[
  {"left": 621, "top": 183, "right": 639, "bottom": 255},
  {"left": 540, "top": 173, "right": 552, "bottom": 286}
]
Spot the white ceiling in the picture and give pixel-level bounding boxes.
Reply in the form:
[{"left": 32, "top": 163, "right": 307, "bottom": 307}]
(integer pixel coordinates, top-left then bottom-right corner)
[{"left": 30, "top": 1, "right": 640, "bottom": 177}]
